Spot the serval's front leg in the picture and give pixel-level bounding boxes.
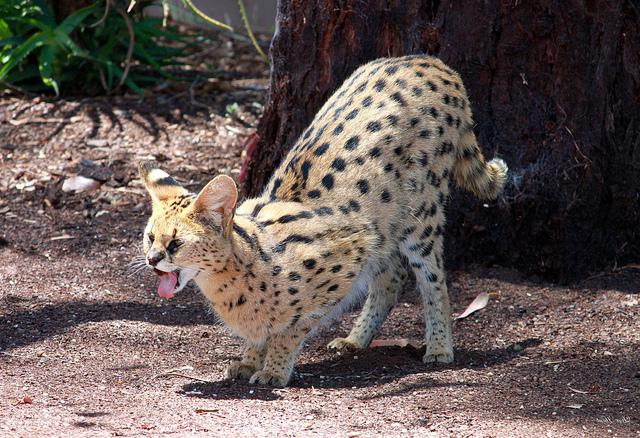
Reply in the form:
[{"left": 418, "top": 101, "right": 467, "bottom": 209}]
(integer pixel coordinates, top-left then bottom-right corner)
[
  {"left": 249, "top": 323, "right": 312, "bottom": 387},
  {"left": 225, "top": 342, "right": 267, "bottom": 380}
]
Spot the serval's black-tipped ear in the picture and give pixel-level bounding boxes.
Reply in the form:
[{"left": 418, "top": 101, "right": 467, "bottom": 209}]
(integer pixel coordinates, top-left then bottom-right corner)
[
  {"left": 138, "top": 161, "right": 188, "bottom": 201},
  {"left": 193, "top": 175, "right": 238, "bottom": 238}
]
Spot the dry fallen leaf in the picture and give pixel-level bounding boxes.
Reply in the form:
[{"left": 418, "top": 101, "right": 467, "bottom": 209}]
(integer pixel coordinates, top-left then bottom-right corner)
[
  {"left": 567, "top": 385, "right": 591, "bottom": 394},
  {"left": 16, "top": 395, "right": 33, "bottom": 405},
  {"left": 369, "top": 338, "right": 422, "bottom": 349},
  {"left": 50, "top": 234, "right": 75, "bottom": 241},
  {"left": 195, "top": 408, "right": 219, "bottom": 414},
  {"left": 62, "top": 175, "right": 101, "bottom": 193},
  {"left": 454, "top": 292, "right": 490, "bottom": 320}
]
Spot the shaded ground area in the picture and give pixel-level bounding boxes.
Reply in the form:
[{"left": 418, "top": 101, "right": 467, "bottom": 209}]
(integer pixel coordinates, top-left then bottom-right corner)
[{"left": 1, "top": 37, "right": 639, "bottom": 438}]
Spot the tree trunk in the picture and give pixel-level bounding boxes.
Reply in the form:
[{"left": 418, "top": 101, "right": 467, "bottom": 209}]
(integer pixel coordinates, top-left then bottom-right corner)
[
  {"left": 51, "top": 0, "right": 93, "bottom": 21},
  {"left": 244, "top": 0, "right": 640, "bottom": 282}
]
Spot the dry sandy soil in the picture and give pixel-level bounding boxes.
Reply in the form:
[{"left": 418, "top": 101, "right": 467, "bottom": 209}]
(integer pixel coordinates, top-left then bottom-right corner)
[{"left": 1, "top": 36, "right": 639, "bottom": 438}]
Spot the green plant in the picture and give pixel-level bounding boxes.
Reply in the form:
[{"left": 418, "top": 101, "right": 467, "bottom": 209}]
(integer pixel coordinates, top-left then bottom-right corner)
[
  {"left": 225, "top": 101, "right": 239, "bottom": 117},
  {"left": 178, "top": 0, "right": 267, "bottom": 62},
  {"left": 0, "top": 0, "right": 194, "bottom": 95}
]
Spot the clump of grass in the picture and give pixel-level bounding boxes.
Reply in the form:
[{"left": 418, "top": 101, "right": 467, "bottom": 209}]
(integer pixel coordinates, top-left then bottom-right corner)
[{"left": 0, "top": 0, "right": 196, "bottom": 95}]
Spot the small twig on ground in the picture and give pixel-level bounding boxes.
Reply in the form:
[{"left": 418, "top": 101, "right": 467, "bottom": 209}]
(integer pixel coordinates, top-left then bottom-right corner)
[
  {"left": 89, "top": 0, "right": 111, "bottom": 27},
  {"left": 237, "top": 0, "right": 268, "bottom": 62},
  {"left": 195, "top": 408, "right": 226, "bottom": 418},
  {"left": 181, "top": 0, "right": 233, "bottom": 31},
  {"left": 156, "top": 372, "right": 212, "bottom": 383},
  {"left": 115, "top": 7, "right": 135, "bottom": 90},
  {"left": 583, "top": 264, "right": 640, "bottom": 282},
  {"left": 189, "top": 79, "right": 210, "bottom": 110},
  {"left": 9, "top": 117, "right": 66, "bottom": 126},
  {"left": 567, "top": 385, "right": 593, "bottom": 394}
]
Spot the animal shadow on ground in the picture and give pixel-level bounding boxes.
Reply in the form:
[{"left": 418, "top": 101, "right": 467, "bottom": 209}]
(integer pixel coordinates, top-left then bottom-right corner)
[
  {"left": 0, "top": 296, "right": 213, "bottom": 351},
  {"left": 180, "top": 339, "right": 542, "bottom": 401}
]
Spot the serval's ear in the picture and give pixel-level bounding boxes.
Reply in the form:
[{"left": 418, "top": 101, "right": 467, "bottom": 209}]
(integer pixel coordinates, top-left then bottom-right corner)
[
  {"left": 138, "top": 161, "right": 188, "bottom": 202},
  {"left": 193, "top": 175, "right": 238, "bottom": 238}
]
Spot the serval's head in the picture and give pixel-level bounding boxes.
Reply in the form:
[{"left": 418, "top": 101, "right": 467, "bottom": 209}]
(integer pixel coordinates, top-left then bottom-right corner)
[{"left": 138, "top": 162, "right": 238, "bottom": 298}]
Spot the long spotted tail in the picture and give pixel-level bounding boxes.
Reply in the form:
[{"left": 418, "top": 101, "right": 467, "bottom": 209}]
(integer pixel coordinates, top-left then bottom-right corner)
[{"left": 452, "top": 129, "right": 508, "bottom": 200}]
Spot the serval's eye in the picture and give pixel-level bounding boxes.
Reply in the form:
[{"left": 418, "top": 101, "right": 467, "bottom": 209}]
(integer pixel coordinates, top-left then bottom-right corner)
[
  {"left": 167, "top": 239, "right": 183, "bottom": 254},
  {"left": 148, "top": 233, "right": 155, "bottom": 243}
]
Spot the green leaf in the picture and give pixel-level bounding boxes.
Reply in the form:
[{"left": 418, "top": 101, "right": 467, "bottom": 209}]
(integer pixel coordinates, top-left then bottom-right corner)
[
  {"left": 0, "top": 32, "right": 45, "bottom": 81},
  {"left": 0, "top": 19, "right": 12, "bottom": 39},
  {"left": 38, "top": 44, "right": 58, "bottom": 95},
  {"left": 2, "top": 62, "right": 39, "bottom": 82},
  {"left": 52, "top": 31, "right": 90, "bottom": 58},
  {"left": 0, "top": 35, "right": 25, "bottom": 50},
  {"left": 57, "top": 3, "right": 99, "bottom": 36}
]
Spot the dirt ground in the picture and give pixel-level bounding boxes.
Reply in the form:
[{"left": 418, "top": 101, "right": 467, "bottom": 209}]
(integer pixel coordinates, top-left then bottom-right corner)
[{"left": 1, "top": 36, "right": 639, "bottom": 438}]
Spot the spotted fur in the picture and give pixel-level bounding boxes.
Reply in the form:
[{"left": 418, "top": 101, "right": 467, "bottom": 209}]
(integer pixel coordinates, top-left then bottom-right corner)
[{"left": 140, "top": 55, "right": 508, "bottom": 387}]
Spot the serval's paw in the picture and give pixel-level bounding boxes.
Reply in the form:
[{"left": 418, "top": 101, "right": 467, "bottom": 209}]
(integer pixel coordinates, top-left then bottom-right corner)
[
  {"left": 327, "top": 337, "right": 361, "bottom": 352},
  {"left": 423, "top": 343, "right": 454, "bottom": 364},
  {"left": 225, "top": 360, "right": 258, "bottom": 380},
  {"left": 249, "top": 370, "right": 289, "bottom": 387}
]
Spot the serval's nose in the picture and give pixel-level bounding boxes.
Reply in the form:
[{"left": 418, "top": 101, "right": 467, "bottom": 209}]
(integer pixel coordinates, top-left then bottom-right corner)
[{"left": 147, "top": 250, "right": 165, "bottom": 266}]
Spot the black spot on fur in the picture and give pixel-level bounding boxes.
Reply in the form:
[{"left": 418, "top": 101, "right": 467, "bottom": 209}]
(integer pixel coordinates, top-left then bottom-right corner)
[
  {"left": 273, "top": 235, "right": 314, "bottom": 253},
  {"left": 314, "top": 143, "right": 330, "bottom": 156},
  {"left": 321, "top": 174, "right": 334, "bottom": 190},
  {"left": 369, "top": 147, "right": 381, "bottom": 158},
  {"left": 367, "top": 121, "right": 381, "bottom": 132},
  {"left": 391, "top": 92, "right": 406, "bottom": 106},
  {"left": 445, "top": 113, "right": 454, "bottom": 126},
  {"left": 315, "top": 206, "right": 333, "bottom": 216},
  {"left": 345, "top": 136, "right": 359, "bottom": 150},
  {"left": 303, "top": 259, "right": 317, "bottom": 269},
  {"left": 356, "top": 179, "right": 369, "bottom": 194},
  {"left": 301, "top": 161, "right": 312, "bottom": 187},
  {"left": 346, "top": 109, "right": 359, "bottom": 120},
  {"left": 381, "top": 190, "right": 391, "bottom": 203},
  {"left": 270, "top": 178, "right": 282, "bottom": 200},
  {"left": 385, "top": 65, "right": 398, "bottom": 75},
  {"left": 331, "top": 158, "right": 346, "bottom": 171},
  {"left": 308, "top": 189, "right": 321, "bottom": 199}
]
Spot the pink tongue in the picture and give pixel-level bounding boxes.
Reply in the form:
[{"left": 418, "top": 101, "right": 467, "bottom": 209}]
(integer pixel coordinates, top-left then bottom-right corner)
[{"left": 157, "top": 272, "right": 178, "bottom": 299}]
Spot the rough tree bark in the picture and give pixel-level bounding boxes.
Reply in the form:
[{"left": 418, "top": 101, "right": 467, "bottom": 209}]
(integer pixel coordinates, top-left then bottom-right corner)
[
  {"left": 51, "top": 0, "right": 93, "bottom": 21},
  {"left": 244, "top": 0, "right": 640, "bottom": 282}
]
